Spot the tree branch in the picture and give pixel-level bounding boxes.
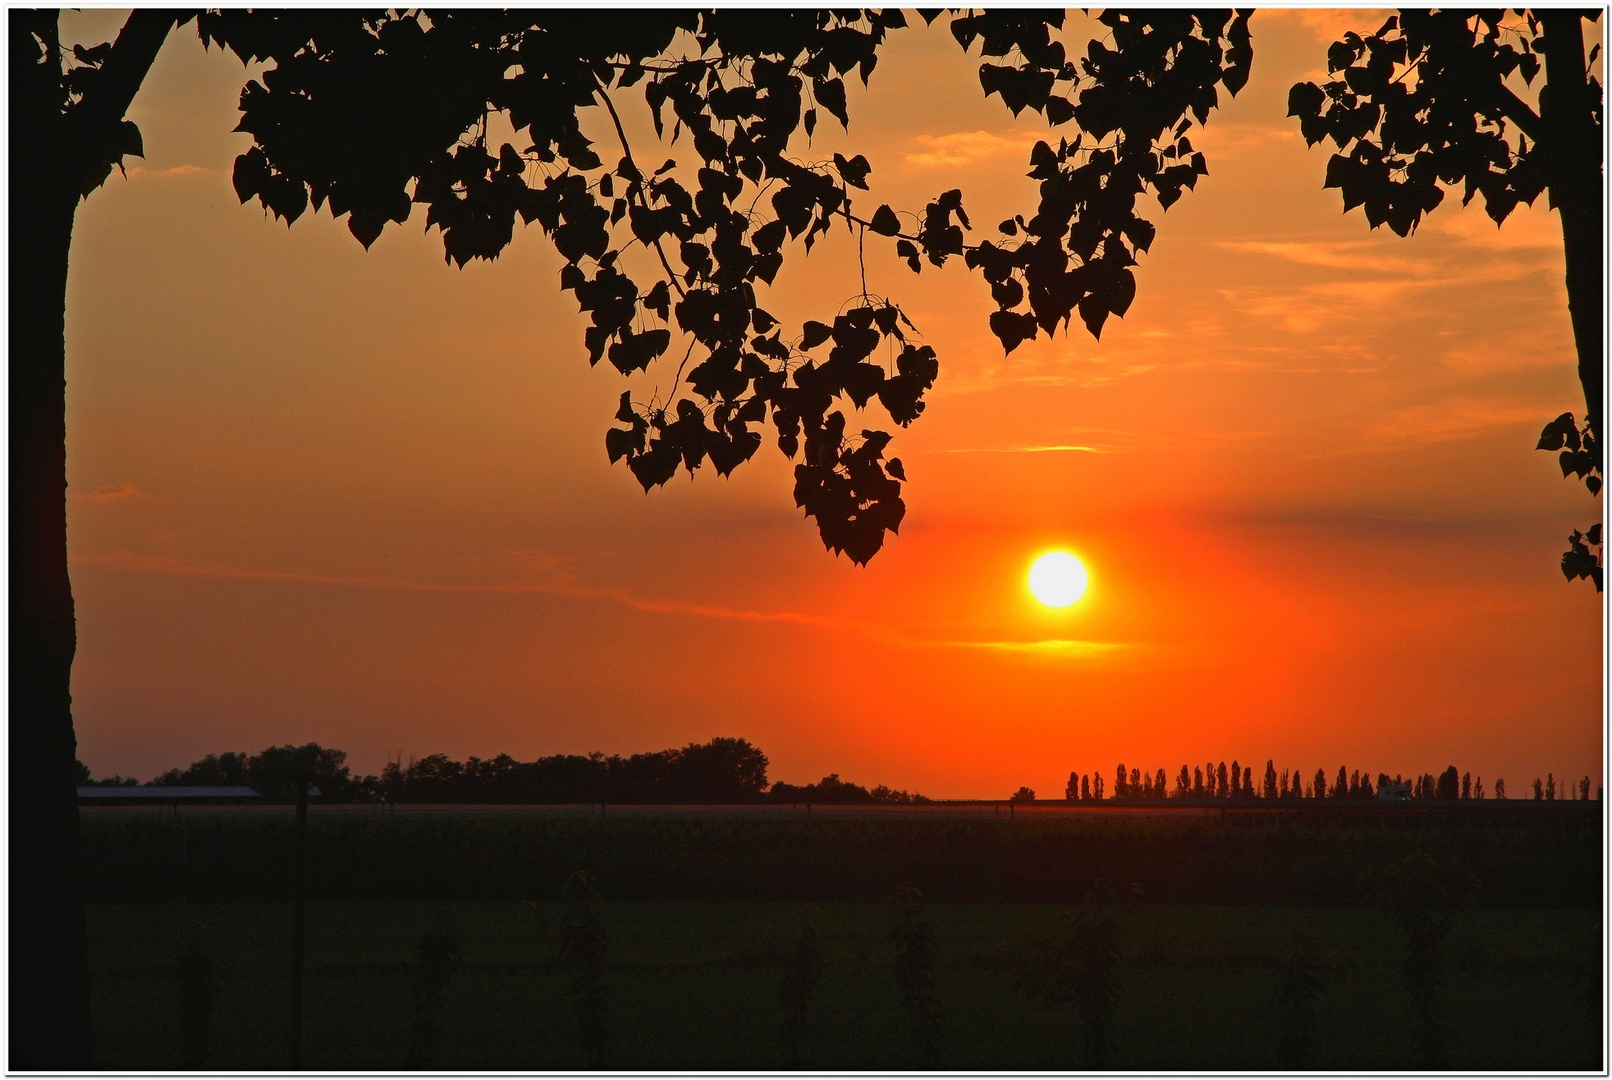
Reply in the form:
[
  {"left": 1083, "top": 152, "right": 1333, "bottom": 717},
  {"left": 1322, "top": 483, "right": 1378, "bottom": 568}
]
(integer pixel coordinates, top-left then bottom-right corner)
[
  {"left": 595, "top": 85, "right": 687, "bottom": 301},
  {"left": 1494, "top": 84, "right": 1545, "bottom": 143},
  {"left": 61, "top": 9, "right": 179, "bottom": 180}
]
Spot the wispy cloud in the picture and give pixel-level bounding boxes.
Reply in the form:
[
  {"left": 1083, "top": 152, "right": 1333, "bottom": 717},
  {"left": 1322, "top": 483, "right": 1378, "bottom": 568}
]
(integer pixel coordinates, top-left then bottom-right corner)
[
  {"left": 1219, "top": 239, "right": 1434, "bottom": 277},
  {"left": 69, "top": 550, "right": 836, "bottom": 629},
  {"left": 927, "top": 443, "right": 1119, "bottom": 455},
  {"left": 909, "top": 637, "right": 1137, "bottom": 660},
  {"left": 1260, "top": 7, "right": 1393, "bottom": 45},
  {"left": 1429, "top": 203, "right": 1563, "bottom": 250},
  {"left": 74, "top": 482, "right": 148, "bottom": 502},
  {"left": 71, "top": 550, "right": 1144, "bottom": 665},
  {"left": 904, "top": 129, "right": 1041, "bottom": 168},
  {"left": 1301, "top": 397, "right": 1557, "bottom": 459},
  {"left": 127, "top": 164, "right": 210, "bottom": 180}
]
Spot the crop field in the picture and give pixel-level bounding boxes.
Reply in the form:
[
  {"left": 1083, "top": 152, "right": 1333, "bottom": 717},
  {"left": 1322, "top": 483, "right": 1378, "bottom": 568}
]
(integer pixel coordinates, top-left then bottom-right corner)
[
  {"left": 90, "top": 899, "right": 1600, "bottom": 1070},
  {"left": 82, "top": 809, "right": 1602, "bottom": 1069}
]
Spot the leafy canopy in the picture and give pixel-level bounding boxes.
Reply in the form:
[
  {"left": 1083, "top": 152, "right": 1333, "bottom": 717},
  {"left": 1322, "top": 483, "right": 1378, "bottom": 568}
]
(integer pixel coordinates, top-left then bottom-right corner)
[{"left": 193, "top": 9, "right": 1251, "bottom": 564}]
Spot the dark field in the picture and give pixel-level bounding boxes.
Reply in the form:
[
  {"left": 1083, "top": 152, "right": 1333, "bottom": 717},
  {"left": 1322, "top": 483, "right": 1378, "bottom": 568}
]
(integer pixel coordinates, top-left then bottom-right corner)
[
  {"left": 83, "top": 803, "right": 1601, "bottom": 905},
  {"left": 84, "top": 807, "right": 1602, "bottom": 1070}
]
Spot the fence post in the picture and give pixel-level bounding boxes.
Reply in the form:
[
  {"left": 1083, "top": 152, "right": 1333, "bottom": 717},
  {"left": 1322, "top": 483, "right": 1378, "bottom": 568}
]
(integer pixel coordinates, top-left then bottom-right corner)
[{"left": 291, "top": 778, "right": 308, "bottom": 1068}]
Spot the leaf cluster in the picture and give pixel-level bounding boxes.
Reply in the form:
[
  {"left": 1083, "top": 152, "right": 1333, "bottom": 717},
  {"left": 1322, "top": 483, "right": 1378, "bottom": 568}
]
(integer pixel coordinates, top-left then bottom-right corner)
[
  {"left": 931, "top": 11, "right": 1252, "bottom": 354},
  {"left": 1286, "top": 11, "right": 1581, "bottom": 236},
  {"left": 1537, "top": 412, "right": 1603, "bottom": 590},
  {"left": 200, "top": 9, "right": 928, "bottom": 564}
]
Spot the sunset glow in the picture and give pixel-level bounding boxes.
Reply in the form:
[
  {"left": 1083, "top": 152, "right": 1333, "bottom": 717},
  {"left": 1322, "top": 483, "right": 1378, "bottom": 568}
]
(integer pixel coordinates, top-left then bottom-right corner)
[{"left": 59, "top": 9, "right": 1601, "bottom": 798}]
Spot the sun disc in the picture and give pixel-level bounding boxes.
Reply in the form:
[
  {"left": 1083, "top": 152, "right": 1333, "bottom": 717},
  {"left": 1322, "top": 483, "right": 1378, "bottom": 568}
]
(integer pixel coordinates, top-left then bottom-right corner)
[{"left": 1028, "top": 551, "right": 1088, "bottom": 607}]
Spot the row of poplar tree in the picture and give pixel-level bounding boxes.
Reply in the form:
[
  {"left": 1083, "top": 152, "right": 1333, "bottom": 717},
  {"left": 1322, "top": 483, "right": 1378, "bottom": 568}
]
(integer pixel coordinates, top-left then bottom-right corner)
[{"left": 1058, "top": 762, "right": 1598, "bottom": 803}]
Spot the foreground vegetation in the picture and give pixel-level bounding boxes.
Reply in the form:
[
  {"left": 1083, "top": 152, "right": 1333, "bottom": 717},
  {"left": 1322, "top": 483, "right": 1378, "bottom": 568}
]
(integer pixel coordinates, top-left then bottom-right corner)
[
  {"left": 82, "top": 810, "right": 1600, "bottom": 907},
  {"left": 83, "top": 811, "right": 1600, "bottom": 1069},
  {"left": 89, "top": 900, "right": 1600, "bottom": 1070}
]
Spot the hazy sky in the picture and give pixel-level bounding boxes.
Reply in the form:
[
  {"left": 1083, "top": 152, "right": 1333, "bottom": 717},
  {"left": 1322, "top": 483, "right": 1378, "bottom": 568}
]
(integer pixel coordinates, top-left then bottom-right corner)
[{"left": 65, "top": 10, "right": 1603, "bottom": 796}]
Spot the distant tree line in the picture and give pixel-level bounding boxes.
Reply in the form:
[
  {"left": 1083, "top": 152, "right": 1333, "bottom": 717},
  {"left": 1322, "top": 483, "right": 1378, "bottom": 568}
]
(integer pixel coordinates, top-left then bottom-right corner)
[
  {"left": 78, "top": 738, "right": 930, "bottom": 805},
  {"left": 1056, "top": 761, "right": 1600, "bottom": 803},
  {"left": 75, "top": 744, "right": 1599, "bottom": 806}
]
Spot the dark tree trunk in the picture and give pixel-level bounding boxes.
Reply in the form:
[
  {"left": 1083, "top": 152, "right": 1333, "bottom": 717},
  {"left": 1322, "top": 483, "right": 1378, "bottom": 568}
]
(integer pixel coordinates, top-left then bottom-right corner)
[
  {"left": 9, "top": 10, "right": 175, "bottom": 1067},
  {"left": 1540, "top": 10, "right": 1604, "bottom": 446},
  {"left": 10, "top": 49, "right": 92, "bottom": 1076}
]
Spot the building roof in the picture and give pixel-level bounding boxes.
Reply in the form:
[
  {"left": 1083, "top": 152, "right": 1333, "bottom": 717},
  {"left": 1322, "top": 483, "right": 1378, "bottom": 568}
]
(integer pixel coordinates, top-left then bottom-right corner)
[{"left": 77, "top": 786, "right": 261, "bottom": 800}]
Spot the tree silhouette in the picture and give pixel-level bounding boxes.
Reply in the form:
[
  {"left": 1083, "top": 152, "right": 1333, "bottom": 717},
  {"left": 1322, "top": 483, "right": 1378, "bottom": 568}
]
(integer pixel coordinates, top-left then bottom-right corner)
[
  {"left": 14, "top": 11, "right": 1260, "bottom": 1053},
  {"left": 1264, "top": 761, "right": 1278, "bottom": 800},
  {"left": 1288, "top": 10, "right": 1604, "bottom": 588}
]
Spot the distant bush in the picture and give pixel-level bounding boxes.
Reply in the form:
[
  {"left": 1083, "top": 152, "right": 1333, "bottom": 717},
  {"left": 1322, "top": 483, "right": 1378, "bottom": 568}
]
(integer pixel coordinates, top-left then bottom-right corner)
[
  {"left": 147, "top": 744, "right": 356, "bottom": 801},
  {"left": 768, "top": 773, "right": 930, "bottom": 805}
]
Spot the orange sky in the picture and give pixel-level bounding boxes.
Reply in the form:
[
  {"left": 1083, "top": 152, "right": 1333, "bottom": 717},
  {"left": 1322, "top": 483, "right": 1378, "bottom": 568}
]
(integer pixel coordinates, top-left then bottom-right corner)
[{"left": 64, "top": 10, "right": 1604, "bottom": 796}]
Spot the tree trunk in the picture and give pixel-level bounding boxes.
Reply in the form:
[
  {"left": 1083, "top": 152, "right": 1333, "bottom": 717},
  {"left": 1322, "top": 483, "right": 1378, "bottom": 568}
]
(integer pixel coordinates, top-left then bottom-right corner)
[
  {"left": 1540, "top": 10, "right": 1605, "bottom": 447},
  {"left": 10, "top": 9, "right": 175, "bottom": 1066},
  {"left": 10, "top": 109, "right": 92, "bottom": 1073}
]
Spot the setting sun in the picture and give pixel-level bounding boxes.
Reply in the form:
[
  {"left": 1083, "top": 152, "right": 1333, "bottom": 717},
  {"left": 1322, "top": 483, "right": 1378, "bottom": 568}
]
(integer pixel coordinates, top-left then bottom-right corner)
[{"left": 1028, "top": 552, "right": 1089, "bottom": 608}]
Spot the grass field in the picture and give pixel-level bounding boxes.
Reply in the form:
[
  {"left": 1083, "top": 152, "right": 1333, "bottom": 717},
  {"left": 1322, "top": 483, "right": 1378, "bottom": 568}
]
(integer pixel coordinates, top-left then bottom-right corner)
[{"left": 91, "top": 899, "right": 1600, "bottom": 1070}]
